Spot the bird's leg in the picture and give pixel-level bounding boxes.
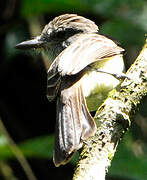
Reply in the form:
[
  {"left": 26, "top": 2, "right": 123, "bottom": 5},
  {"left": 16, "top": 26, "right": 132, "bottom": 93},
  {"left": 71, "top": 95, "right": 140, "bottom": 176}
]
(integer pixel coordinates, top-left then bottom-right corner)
[
  {"left": 88, "top": 65, "right": 130, "bottom": 81},
  {"left": 95, "top": 69, "right": 129, "bottom": 80}
]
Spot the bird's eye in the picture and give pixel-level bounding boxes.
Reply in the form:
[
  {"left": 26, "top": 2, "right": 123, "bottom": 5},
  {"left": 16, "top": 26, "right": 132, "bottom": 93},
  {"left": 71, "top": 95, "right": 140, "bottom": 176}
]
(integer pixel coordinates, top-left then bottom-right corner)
[
  {"left": 54, "top": 30, "right": 66, "bottom": 39},
  {"left": 51, "top": 28, "right": 82, "bottom": 40}
]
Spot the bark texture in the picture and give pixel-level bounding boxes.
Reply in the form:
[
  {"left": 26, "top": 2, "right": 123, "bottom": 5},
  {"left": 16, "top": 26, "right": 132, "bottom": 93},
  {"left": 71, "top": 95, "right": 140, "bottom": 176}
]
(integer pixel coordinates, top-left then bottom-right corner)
[{"left": 73, "top": 38, "right": 147, "bottom": 180}]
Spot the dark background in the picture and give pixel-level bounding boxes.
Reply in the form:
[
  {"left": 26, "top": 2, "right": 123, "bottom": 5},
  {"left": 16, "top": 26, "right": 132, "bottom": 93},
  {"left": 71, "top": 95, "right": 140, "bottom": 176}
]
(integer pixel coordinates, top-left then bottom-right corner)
[{"left": 0, "top": 0, "right": 147, "bottom": 180}]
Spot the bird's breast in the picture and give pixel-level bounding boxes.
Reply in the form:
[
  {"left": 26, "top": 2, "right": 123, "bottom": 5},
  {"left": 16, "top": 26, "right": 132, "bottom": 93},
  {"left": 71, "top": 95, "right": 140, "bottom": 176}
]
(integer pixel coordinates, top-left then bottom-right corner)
[{"left": 81, "top": 55, "right": 125, "bottom": 111}]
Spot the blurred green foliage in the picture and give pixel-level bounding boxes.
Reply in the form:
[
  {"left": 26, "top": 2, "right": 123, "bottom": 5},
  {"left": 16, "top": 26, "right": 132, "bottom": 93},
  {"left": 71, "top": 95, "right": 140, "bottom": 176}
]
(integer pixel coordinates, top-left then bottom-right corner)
[
  {"left": 1, "top": 0, "right": 147, "bottom": 179},
  {"left": 109, "top": 132, "right": 147, "bottom": 180},
  {"left": 0, "top": 132, "right": 147, "bottom": 180}
]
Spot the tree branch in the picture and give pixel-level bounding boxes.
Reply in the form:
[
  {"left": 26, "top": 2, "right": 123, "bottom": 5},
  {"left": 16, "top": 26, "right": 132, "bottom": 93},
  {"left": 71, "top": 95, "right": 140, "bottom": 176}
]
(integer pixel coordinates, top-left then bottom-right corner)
[{"left": 73, "top": 38, "right": 147, "bottom": 180}]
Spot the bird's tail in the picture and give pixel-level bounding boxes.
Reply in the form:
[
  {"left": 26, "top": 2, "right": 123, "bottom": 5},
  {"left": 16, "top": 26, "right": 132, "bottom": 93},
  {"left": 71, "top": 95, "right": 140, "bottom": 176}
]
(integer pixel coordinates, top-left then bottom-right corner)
[{"left": 53, "top": 79, "right": 96, "bottom": 166}]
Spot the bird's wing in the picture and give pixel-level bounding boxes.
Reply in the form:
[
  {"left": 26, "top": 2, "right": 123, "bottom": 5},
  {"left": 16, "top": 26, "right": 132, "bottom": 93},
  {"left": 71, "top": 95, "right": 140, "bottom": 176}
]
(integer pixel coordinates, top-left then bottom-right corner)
[
  {"left": 47, "top": 33, "right": 124, "bottom": 100},
  {"left": 48, "top": 33, "right": 124, "bottom": 76}
]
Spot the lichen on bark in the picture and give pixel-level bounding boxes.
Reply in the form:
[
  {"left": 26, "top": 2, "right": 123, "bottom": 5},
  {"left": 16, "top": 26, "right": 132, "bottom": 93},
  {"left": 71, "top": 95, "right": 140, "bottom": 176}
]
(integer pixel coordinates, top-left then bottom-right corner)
[{"left": 73, "top": 38, "right": 147, "bottom": 180}]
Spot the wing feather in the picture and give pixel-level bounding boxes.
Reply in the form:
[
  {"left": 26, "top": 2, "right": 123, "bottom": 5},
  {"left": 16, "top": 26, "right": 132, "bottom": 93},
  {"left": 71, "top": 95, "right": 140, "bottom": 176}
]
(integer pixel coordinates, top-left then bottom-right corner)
[
  {"left": 49, "top": 33, "right": 124, "bottom": 76},
  {"left": 47, "top": 33, "right": 124, "bottom": 101}
]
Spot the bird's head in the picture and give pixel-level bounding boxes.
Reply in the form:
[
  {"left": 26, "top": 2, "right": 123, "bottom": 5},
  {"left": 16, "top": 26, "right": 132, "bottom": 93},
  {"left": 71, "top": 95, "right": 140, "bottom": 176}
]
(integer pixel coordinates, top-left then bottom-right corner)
[{"left": 15, "top": 14, "right": 98, "bottom": 50}]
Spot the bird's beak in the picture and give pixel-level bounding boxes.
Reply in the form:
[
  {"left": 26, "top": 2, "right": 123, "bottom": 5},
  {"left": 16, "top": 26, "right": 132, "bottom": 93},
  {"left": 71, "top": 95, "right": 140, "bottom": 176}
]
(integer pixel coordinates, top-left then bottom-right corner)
[{"left": 15, "top": 36, "right": 45, "bottom": 49}]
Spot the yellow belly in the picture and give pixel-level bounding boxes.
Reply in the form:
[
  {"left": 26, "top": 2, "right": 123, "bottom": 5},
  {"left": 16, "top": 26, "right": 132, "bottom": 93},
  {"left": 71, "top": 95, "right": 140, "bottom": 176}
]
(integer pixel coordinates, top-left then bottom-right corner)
[{"left": 82, "top": 55, "right": 125, "bottom": 111}]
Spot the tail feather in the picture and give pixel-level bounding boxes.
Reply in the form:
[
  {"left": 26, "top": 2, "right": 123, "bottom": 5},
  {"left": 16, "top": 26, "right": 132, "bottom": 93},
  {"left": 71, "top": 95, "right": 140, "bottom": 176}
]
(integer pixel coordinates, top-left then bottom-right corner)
[
  {"left": 80, "top": 86, "right": 97, "bottom": 140},
  {"left": 53, "top": 79, "right": 96, "bottom": 166}
]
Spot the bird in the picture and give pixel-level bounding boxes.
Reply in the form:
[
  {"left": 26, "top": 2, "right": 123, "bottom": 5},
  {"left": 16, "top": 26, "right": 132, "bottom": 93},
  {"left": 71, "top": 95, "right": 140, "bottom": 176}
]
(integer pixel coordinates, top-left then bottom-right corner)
[{"left": 15, "top": 14, "right": 125, "bottom": 167}]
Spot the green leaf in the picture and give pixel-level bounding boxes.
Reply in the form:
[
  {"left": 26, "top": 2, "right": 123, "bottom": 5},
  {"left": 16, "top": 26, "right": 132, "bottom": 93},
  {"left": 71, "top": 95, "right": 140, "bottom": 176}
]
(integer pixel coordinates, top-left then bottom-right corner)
[
  {"left": 21, "top": 0, "right": 90, "bottom": 17},
  {"left": 0, "top": 135, "right": 54, "bottom": 160},
  {"left": 109, "top": 131, "right": 147, "bottom": 180},
  {"left": 19, "top": 135, "right": 54, "bottom": 158},
  {"left": 100, "top": 19, "right": 145, "bottom": 47}
]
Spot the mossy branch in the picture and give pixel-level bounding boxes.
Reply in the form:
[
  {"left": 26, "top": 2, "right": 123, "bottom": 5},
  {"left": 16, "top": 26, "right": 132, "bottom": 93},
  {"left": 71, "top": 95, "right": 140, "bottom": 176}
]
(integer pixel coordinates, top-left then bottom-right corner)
[{"left": 73, "top": 37, "right": 147, "bottom": 180}]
